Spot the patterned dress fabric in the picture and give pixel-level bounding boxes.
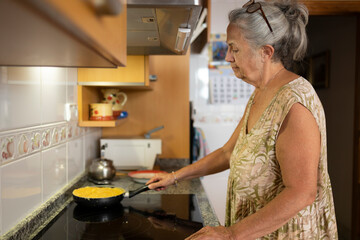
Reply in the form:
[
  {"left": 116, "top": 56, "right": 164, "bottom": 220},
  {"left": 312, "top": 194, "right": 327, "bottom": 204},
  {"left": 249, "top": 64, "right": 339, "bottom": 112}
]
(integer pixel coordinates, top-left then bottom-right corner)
[{"left": 225, "top": 77, "right": 338, "bottom": 239}]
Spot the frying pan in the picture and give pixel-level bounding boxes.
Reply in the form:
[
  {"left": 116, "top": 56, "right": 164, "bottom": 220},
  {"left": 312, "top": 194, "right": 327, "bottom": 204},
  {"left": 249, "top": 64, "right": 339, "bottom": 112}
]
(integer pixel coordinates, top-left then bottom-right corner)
[{"left": 72, "top": 184, "right": 151, "bottom": 208}]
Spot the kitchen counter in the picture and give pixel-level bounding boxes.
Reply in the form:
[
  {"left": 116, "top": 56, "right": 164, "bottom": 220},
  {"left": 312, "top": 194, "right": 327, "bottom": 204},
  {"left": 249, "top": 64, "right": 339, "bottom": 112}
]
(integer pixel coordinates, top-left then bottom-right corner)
[
  {"left": 1, "top": 159, "right": 220, "bottom": 240},
  {"left": 89, "top": 174, "right": 220, "bottom": 227}
]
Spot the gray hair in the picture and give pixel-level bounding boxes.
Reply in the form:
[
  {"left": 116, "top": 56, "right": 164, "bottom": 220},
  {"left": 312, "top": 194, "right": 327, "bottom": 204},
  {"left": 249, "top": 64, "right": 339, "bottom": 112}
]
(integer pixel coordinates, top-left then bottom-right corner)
[{"left": 228, "top": 0, "right": 309, "bottom": 69}]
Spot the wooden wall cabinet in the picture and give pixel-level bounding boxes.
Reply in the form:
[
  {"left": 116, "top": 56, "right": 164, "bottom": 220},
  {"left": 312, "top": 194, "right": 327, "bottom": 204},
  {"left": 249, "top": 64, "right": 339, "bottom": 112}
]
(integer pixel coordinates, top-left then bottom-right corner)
[
  {"left": 77, "top": 56, "right": 150, "bottom": 127},
  {"left": 78, "top": 56, "right": 149, "bottom": 86},
  {"left": 0, "top": 0, "right": 126, "bottom": 67}
]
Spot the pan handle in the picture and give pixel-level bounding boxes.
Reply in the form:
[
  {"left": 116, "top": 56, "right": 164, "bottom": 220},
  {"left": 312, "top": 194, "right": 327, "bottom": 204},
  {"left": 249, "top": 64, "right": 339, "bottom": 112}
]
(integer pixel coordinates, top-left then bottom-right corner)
[{"left": 128, "top": 185, "right": 150, "bottom": 198}]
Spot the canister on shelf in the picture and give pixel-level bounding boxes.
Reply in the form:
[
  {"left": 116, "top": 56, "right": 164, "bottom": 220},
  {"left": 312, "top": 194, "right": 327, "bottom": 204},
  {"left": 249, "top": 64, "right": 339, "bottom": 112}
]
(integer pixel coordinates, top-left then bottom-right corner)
[{"left": 89, "top": 103, "right": 114, "bottom": 121}]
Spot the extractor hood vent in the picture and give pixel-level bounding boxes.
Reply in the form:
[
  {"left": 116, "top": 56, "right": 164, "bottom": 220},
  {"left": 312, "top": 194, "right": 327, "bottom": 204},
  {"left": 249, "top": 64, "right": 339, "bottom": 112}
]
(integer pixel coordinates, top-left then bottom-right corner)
[{"left": 127, "top": 0, "right": 203, "bottom": 55}]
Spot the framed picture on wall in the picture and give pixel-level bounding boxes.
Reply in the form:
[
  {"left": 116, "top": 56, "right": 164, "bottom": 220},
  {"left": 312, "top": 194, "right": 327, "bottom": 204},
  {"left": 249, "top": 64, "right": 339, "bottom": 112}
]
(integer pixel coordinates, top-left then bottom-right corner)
[
  {"left": 208, "top": 33, "right": 229, "bottom": 67},
  {"left": 307, "top": 50, "right": 330, "bottom": 89}
]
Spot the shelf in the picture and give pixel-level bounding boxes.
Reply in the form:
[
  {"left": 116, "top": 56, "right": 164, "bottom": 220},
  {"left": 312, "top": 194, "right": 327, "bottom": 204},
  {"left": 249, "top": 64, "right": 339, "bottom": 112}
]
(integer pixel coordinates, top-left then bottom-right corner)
[
  {"left": 78, "top": 86, "right": 127, "bottom": 128},
  {"left": 78, "top": 120, "right": 122, "bottom": 128}
]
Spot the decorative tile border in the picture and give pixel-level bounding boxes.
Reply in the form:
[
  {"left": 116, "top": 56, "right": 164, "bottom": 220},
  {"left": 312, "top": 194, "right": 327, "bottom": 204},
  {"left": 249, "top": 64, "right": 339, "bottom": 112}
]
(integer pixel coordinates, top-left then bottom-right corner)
[
  {"left": 31, "top": 131, "right": 41, "bottom": 152},
  {"left": 1, "top": 136, "right": 15, "bottom": 162},
  {"left": 0, "top": 122, "right": 97, "bottom": 166}
]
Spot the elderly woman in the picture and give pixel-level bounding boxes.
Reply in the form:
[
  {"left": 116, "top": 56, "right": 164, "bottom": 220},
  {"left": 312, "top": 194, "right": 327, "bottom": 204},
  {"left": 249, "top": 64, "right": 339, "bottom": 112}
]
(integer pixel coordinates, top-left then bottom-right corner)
[{"left": 148, "top": 0, "right": 338, "bottom": 239}]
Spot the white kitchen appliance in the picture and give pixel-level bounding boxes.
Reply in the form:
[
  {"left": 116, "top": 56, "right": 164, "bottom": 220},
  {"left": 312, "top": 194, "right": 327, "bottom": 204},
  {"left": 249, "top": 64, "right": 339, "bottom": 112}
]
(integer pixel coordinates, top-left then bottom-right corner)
[{"left": 100, "top": 138, "right": 162, "bottom": 170}]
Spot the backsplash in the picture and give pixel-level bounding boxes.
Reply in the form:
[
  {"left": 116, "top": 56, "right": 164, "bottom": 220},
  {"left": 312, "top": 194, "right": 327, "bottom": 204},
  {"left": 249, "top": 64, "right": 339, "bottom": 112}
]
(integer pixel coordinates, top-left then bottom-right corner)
[{"left": 0, "top": 67, "right": 101, "bottom": 236}]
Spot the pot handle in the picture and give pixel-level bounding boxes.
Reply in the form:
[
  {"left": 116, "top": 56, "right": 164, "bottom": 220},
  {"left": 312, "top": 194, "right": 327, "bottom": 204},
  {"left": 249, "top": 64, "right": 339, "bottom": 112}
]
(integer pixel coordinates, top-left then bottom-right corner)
[
  {"left": 128, "top": 185, "right": 150, "bottom": 198},
  {"left": 128, "top": 180, "right": 161, "bottom": 198}
]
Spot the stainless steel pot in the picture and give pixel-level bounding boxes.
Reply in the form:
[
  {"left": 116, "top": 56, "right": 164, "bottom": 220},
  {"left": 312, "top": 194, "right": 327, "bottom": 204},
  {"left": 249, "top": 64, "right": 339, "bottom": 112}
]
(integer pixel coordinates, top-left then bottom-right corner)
[
  {"left": 88, "top": 158, "right": 116, "bottom": 182},
  {"left": 88, "top": 143, "right": 116, "bottom": 183}
]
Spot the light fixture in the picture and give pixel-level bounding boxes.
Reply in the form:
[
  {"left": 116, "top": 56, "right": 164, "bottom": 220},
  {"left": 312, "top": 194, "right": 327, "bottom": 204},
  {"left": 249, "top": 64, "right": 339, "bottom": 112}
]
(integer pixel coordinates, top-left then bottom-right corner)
[{"left": 174, "top": 28, "right": 191, "bottom": 52}]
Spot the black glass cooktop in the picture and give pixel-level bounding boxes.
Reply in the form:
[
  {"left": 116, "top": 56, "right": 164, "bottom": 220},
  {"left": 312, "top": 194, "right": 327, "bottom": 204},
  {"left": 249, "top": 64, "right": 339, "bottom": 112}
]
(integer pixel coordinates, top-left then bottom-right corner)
[{"left": 33, "top": 194, "right": 203, "bottom": 240}]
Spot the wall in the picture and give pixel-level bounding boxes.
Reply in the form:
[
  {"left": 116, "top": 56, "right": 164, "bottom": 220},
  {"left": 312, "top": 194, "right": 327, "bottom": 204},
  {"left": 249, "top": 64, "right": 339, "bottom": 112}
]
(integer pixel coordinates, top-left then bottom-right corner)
[
  {"left": 306, "top": 16, "right": 357, "bottom": 239},
  {"left": 0, "top": 67, "right": 101, "bottom": 236},
  {"left": 210, "top": 0, "right": 246, "bottom": 34},
  {"left": 102, "top": 54, "right": 190, "bottom": 159}
]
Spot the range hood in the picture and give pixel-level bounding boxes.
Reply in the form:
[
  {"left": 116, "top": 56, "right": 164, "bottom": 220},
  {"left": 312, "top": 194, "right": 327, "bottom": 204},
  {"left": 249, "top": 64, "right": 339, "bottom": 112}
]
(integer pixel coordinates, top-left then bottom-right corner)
[{"left": 127, "top": 0, "right": 203, "bottom": 55}]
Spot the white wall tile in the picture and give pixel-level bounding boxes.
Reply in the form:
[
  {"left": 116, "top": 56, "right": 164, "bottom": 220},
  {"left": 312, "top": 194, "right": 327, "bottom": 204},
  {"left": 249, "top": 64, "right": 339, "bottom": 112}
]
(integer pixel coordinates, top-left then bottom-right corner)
[
  {"left": 0, "top": 176, "right": 2, "bottom": 236},
  {"left": 42, "top": 144, "right": 66, "bottom": 202},
  {"left": 1, "top": 154, "right": 41, "bottom": 234},
  {"left": 0, "top": 67, "right": 41, "bottom": 131},
  {"left": 41, "top": 67, "right": 67, "bottom": 124},
  {"left": 66, "top": 68, "right": 77, "bottom": 104},
  {"left": 84, "top": 130, "right": 101, "bottom": 170},
  {"left": 67, "top": 137, "right": 84, "bottom": 183},
  {"left": 0, "top": 67, "right": 106, "bottom": 236}
]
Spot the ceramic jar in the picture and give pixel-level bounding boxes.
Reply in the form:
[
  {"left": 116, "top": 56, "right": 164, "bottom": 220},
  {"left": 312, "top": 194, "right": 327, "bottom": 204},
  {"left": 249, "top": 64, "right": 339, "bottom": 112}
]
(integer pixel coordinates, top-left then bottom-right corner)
[
  {"left": 89, "top": 103, "right": 114, "bottom": 121},
  {"left": 101, "top": 89, "right": 127, "bottom": 118}
]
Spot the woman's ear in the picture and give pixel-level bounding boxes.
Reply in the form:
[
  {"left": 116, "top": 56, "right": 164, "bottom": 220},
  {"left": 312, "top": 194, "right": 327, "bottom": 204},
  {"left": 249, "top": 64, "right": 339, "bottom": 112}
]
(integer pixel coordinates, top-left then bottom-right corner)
[{"left": 261, "top": 45, "right": 275, "bottom": 62}]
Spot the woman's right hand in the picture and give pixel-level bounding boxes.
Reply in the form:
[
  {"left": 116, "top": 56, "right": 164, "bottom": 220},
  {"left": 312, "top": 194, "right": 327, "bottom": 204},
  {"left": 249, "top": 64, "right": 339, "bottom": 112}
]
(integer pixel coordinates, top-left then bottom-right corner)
[{"left": 146, "top": 172, "right": 176, "bottom": 191}]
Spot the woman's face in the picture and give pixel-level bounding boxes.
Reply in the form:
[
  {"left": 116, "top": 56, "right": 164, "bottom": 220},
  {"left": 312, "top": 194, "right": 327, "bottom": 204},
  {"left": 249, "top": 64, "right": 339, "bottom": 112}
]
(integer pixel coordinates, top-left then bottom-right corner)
[{"left": 225, "top": 23, "right": 261, "bottom": 84}]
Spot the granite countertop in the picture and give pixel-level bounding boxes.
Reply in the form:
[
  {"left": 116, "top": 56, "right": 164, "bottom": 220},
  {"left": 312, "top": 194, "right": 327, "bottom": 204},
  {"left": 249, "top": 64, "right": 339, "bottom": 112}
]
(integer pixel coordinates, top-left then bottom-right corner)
[
  {"left": 94, "top": 173, "right": 220, "bottom": 227},
  {"left": 1, "top": 159, "right": 220, "bottom": 240}
]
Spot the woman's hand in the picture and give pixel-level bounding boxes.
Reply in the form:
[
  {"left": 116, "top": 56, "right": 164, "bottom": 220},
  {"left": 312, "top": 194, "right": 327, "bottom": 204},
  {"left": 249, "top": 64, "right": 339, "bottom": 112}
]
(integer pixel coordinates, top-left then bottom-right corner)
[
  {"left": 185, "top": 226, "right": 235, "bottom": 240},
  {"left": 146, "top": 172, "right": 175, "bottom": 190}
]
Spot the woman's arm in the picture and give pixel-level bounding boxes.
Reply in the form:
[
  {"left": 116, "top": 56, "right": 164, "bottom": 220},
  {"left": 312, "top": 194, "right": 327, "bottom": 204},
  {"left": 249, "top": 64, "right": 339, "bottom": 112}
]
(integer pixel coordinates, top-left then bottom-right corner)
[
  {"left": 147, "top": 117, "right": 244, "bottom": 190},
  {"left": 186, "top": 103, "right": 320, "bottom": 239}
]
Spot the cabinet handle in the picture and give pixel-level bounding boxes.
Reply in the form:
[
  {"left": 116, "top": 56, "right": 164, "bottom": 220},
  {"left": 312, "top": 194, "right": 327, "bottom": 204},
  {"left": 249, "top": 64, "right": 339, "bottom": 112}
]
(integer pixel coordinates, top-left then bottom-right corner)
[{"left": 88, "top": 0, "right": 123, "bottom": 16}]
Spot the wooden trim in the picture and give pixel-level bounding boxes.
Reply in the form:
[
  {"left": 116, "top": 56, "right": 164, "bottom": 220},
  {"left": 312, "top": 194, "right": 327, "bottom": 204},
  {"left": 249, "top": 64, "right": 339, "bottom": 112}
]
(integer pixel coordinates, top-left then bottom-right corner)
[
  {"left": 300, "top": 1, "right": 360, "bottom": 15},
  {"left": 78, "top": 86, "right": 83, "bottom": 122},
  {"left": 144, "top": 56, "right": 150, "bottom": 87},
  {"left": 78, "top": 120, "right": 122, "bottom": 127},
  {"left": 352, "top": 14, "right": 360, "bottom": 240},
  {"left": 78, "top": 82, "right": 145, "bottom": 86}
]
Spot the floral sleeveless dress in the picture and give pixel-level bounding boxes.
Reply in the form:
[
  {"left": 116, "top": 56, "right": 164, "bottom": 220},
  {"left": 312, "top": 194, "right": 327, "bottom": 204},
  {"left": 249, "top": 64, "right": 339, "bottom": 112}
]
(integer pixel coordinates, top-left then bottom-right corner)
[{"left": 225, "top": 77, "right": 338, "bottom": 239}]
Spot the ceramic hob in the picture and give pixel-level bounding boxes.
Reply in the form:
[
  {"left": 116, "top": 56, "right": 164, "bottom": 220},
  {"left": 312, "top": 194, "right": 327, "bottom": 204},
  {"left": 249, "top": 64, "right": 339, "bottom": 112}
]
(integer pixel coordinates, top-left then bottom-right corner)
[{"left": 32, "top": 194, "right": 203, "bottom": 240}]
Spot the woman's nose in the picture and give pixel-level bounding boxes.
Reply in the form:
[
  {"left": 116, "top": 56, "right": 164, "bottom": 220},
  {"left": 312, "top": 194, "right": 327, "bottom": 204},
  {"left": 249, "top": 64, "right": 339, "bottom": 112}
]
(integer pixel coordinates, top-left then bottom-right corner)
[{"left": 225, "top": 49, "right": 233, "bottom": 62}]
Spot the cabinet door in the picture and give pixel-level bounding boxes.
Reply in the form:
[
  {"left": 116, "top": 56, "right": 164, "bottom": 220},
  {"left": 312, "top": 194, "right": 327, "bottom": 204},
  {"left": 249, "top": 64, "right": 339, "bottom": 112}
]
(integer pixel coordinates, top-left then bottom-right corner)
[
  {"left": 0, "top": 0, "right": 126, "bottom": 67},
  {"left": 78, "top": 56, "right": 149, "bottom": 86}
]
